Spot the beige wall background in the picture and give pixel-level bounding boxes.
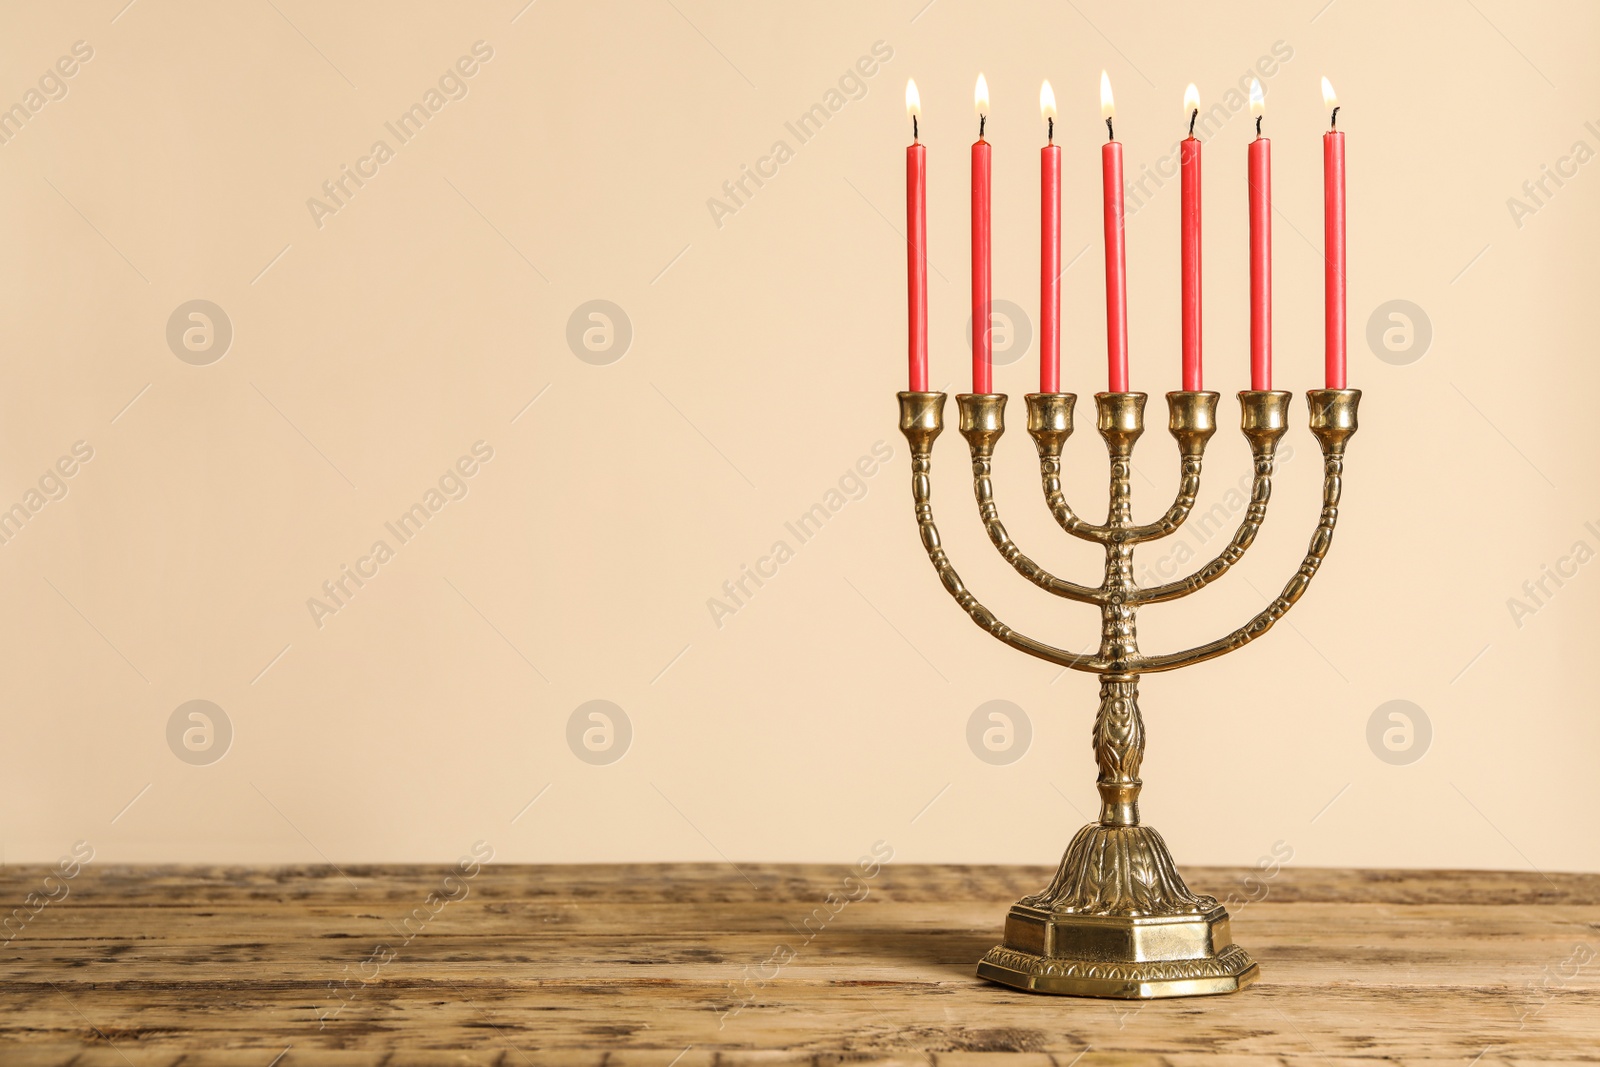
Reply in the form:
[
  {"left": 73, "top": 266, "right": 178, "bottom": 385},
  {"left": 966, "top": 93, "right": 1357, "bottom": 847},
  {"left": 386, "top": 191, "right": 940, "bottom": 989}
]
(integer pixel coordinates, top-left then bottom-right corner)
[{"left": 1, "top": 0, "right": 1595, "bottom": 875}]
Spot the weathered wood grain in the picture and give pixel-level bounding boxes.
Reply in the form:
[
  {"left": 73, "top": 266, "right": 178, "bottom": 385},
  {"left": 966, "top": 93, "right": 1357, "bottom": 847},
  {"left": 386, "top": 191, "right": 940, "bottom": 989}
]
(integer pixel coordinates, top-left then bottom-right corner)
[{"left": 0, "top": 863, "right": 1594, "bottom": 1065}]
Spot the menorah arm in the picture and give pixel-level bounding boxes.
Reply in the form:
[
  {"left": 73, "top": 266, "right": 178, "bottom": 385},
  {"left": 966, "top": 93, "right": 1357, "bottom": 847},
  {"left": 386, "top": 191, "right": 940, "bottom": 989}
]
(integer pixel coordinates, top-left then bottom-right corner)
[
  {"left": 1032, "top": 393, "right": 1219, "bottom": 545},
  {"left": 957, "top": 394, "right": 1102, "bottom": 605},
  {"left": 1137, "top": 390, "right": 1360, "bottom": 673},
  {"left": 1133, "top": 391, "right": 1292, "bottom": 604},
  {"left": 1124, "top": 392, "right": 1220, "bottom": 543},
  {"left": 899, "top": 392, "right": 1104, "bottom": 672},
  {"left": 1023, "top": 393, "right": 1116, "bottom": 543}
]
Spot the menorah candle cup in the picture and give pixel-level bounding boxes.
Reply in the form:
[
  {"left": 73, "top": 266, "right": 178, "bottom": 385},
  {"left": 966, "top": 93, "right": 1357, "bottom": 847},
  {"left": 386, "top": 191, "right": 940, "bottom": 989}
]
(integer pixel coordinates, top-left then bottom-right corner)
[
  {"left": 1167, "top": 390, "right": 1220, "bottom": 452},
  {"left": 1308, "top": 388, "right": 1361, "bottom": 453},
  {"left": 1241, "top": 389, "right": 1294, "bottom": 454},
  {"left": 956, "top": 393, "right": 1007, "bottom": 457},
  {"left": 898, "top": 391, "right": 946, "bottom": 437},
  {"left": 1024, "top": 393, "right": 1076, "bottom": 454},
  {"left": 896, "top": 384, "right": 1361, "bottom": 998}
]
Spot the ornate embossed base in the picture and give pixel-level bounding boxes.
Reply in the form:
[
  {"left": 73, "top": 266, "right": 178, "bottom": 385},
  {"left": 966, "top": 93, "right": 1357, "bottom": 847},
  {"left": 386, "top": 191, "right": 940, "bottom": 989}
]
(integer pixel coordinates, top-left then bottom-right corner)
[
  {"left": 977, "top": 938, "right": 1258, "bottom": 999},
  {"left": 978, "top": 818, "right": 1258, "bottom": 998}
]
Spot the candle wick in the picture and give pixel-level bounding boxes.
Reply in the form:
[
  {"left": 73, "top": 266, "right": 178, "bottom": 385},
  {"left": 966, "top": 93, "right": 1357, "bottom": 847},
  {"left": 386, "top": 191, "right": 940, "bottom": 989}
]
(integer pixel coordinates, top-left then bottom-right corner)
[
  {"left": 1330, "top": 105, "right": 1339, "bottom": 130},
  {"left": 913, "top": 114, "right": 918, "bottom": 141},
  {"left": 1255, "top": 114, "right": 1262, "bottom": 138},
  {"left": 1047, "top": 115, "right": 1053, "bottom": 143},
  {"left": 979, "top": 113, "right": 986, "bottom": 138},
  {"left": 1189, "top": 108, "right": 1197, "bottom": 138},
  {"left": 1105, "top": 116, "right": 1114, "bottom": 142}
]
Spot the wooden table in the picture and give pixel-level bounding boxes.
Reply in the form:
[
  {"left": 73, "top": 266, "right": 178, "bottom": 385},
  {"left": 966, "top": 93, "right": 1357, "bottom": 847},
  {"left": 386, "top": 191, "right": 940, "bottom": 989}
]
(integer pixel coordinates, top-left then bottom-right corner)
[{"left": 2, "top": 863, "right": 1595, "bottom": 1064}]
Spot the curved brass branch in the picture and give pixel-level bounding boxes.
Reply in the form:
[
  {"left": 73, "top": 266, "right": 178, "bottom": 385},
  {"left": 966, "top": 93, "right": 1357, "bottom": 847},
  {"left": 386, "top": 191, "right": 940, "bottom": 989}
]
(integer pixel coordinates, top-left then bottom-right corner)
[
  {"left": 1132, "top": 392, "right": 1291, "bottom": 604},
  {"left": 1026, "top": 393, "right": 1114, "bottom": 544},
  {"left": 1123, "top": 391, "right": 1219, "bottom": 543},
  {"left": 959, "top": 394, "right": 1102, "bottom": 605},
  {"left": 1040, "top": 455, "right": 1111, "bottom": 541},
  {"left": 975, "top": 456, "right": 1106, "bottom": 604},
  {"left": 1136, "top": 390, "right": 1359, "bottom": 673},
  {"left": 1134, "top": 453, "right": 1273, "bottom": 604},
  {"left": 899, "top": 392, "right": 1105, "bottom": 673},
  {"left": 1123, "top": 453, "right": 1203, "bottom": 543},
  {"left": 1135, "top": 452, "right": 1341, "bottom": 672},
  {"left": 1037, "top": 393, "right": 1210, "bottom": 545}
]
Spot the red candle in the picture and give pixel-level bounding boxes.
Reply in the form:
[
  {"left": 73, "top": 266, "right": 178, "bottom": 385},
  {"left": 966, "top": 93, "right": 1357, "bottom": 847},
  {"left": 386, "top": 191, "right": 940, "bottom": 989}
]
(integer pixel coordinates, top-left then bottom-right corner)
[
  {"left": 971, "top": 74, "right": 992, "bottom": 394},
  {"left": 1247, "top": 78, "right": 1271, "bottom": 391},
  {"left": 905, "top": 80, "right": 928, "bottom": 392},
  {"left": 1322, "top": 76, "right": 1347, "bottom": 389},
  {"left": 1040, "top": 80, "right": 1060, "bottom": 393},
  {"left": 1179, "top": 84, "right": 1202, "bottom": 392},
  {"left": 1100, "top": 72, "right": 1129, "bottom": 393}
]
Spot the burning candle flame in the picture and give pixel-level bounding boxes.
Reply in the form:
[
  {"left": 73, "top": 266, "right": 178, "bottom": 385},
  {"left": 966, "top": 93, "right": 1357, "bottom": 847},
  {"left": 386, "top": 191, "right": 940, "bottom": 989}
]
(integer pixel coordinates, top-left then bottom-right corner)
[
  {"left": 1249, "top": 78, "right": 1264, "bottom": 116},
  {"left": 1183, "top": 83, "right": 1199, "bottom": 115},
  {"left": 974, "top": 73, "right": 989, "bottom": 117},
  {"left": 906, "top": 79, "right": 920, "bottom": 118},
  {"left": 1040, "top": 80, "right": 1056, "bottom": 121},
  {"left": 1100, "top": 70, "right": 1114, "bottom": 119},
  {"left": 1321, "top": 76, "right": 1338, "bottom": 110}
]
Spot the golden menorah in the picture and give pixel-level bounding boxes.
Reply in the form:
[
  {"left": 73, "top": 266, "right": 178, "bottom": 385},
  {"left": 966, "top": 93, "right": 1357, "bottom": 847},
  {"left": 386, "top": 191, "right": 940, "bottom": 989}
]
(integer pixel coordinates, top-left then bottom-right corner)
[{"left": 897, "top": 385, "right": 1360, "bottom": 998}]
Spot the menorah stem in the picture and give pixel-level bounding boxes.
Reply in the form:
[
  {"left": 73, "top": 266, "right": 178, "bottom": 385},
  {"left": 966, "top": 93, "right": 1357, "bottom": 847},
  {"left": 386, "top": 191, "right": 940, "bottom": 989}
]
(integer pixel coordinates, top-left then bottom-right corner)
[
  {"left": 1093, "top": 673, "right": 1143, "bottom": 827},
  {"left": 1093, "top": 393, "right": 1147, "bottom": 827},
  {"left": 1097, "top": 392, "right": 1144, "bottom": 529},
  {"left": 1093, "top": 394, "right": 1146, "bottom": 826}
]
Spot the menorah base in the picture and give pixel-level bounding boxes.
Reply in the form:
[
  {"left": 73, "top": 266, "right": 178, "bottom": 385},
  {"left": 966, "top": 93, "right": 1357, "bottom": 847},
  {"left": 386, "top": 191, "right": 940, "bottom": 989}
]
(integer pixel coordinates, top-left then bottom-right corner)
[
  {"left": 976, "top": 820, "right": 1258, "bottom": 998},
  {"left": 977, "top": 905, "right": 1257, "bottom": 998}
]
